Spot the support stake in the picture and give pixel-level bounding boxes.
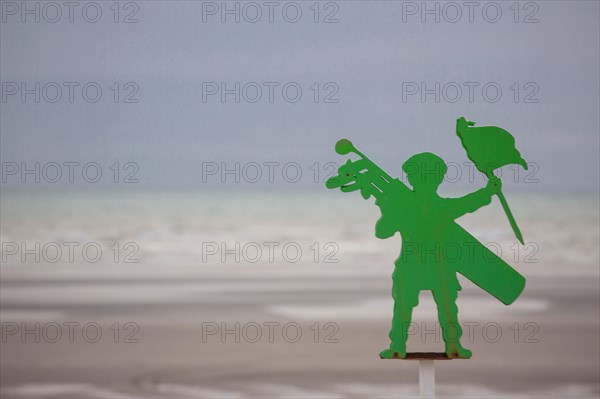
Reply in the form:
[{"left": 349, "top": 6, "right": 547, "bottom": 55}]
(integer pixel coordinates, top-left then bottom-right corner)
[{"left": 418, "top": 359, "right": 435, "bottom": 398}]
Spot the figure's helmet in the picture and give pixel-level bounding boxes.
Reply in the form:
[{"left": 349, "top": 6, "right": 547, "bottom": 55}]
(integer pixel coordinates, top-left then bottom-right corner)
[{"left": 402, "top": 152, "right": 447, "bottom": 192}]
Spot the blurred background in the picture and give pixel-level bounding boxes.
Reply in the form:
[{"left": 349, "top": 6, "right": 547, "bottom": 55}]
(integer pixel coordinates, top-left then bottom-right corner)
[{"left": 1, "top": 1, "right": 599, "bottom": 398}]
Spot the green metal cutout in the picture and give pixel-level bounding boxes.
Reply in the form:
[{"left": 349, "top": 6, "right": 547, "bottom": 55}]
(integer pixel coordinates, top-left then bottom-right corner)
[{"left": 326, "top": 117, "right": 527, "bottom": 359}]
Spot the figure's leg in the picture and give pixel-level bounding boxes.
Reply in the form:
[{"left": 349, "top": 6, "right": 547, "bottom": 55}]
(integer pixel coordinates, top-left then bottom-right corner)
[
  {"left": 380, "top": 284, "right": 419, "bottom": 359},
  {"left": 431, "top": 288, "right": 471, "bottom": 358}
]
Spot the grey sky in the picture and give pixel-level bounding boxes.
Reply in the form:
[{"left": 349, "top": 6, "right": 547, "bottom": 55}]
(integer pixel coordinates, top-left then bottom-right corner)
[{"left": 1, "top": 0, "right": 598, "bottom": 191}]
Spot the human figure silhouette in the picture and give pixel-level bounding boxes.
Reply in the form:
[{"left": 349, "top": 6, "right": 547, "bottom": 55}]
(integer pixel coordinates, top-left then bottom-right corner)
[
  {"left": 375, "top": 152, "right": 501, "bottom": 359},
  {"left": 326, "top": 132, "right": 526, "bottom": 359}
]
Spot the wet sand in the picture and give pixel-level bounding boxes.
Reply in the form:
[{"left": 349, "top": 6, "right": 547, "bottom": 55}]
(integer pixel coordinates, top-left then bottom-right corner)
[{"left": 1, "top": 263, "right": 598, "bottom": 398}]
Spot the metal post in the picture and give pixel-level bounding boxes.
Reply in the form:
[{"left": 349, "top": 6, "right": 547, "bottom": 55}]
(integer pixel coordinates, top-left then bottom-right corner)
[{"left": 418, "top": 359, "right": 435, "bottom": 398}]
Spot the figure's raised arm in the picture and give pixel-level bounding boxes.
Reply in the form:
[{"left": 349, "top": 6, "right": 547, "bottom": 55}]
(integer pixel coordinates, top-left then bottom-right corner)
[{"left": 446, "top": 177, "right": 502, "bottom": 218}]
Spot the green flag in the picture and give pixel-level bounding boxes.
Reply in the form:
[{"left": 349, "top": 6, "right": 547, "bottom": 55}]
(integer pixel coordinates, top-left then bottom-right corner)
[
  {"left": 456, "top": 117, "right": 528, "bottom": 175},
  {"left": 456, "top": 117, "right": 527, "bottom": 244}
]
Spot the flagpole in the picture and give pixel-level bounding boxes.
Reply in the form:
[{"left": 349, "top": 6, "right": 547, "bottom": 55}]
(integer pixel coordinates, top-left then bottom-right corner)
[{"left": 488, "top": 174, "right": 524, "bottom": 245}]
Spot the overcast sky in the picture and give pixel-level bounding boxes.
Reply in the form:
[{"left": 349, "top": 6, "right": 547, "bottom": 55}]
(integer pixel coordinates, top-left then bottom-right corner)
[{"left": 1, "top": 0, "right": 598, "bottom": 192}]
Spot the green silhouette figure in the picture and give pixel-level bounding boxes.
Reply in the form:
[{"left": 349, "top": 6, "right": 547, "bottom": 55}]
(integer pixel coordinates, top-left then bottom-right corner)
[{"left": 326, "top": 117, "right": 527, "bottom": 359}]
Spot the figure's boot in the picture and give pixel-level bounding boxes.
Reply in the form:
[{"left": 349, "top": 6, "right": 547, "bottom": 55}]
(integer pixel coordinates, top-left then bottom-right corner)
[
  {"left": 433, "top": 289, "right": 470, "bottom": 358},
  {"left": 445, "top": 341, "right": 472, "bottom": 359},
  {"left": 382, "top": 284, "right": 417, "bottom": 359},
  {"left": 441, "top": 320, "right": 471, "bottom": 358},
  {"left": 381, "top": 317, "right": 412, "bottom": 359},
  {"left": 379, "top": 347, "right": 407, "bottom": 359}
]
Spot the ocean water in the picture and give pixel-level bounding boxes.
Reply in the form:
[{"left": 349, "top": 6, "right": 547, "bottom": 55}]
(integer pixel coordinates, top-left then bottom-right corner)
[{"left": 1, "top": 189, "right": 598, "bottom": 276}]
